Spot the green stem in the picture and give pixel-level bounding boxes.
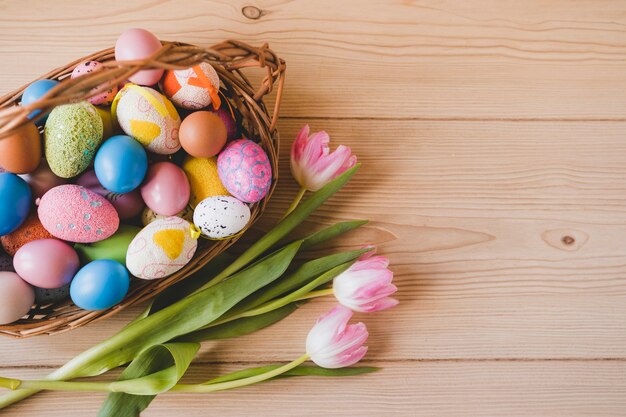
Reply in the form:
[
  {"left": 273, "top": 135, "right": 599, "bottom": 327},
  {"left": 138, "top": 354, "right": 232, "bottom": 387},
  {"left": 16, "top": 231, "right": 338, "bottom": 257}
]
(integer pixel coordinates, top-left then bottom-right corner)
[
  {"left": 282, "top": 187, "right": 307, "bottom": 219},
  {"left": 0, "top": 355, "right": 311, "bottom": 395},
  {"left": 295, "top": 288, "right": 334, "bottom": 301},
  {"left": 171, "top": 354, "right": 310, "bottom": 393}
]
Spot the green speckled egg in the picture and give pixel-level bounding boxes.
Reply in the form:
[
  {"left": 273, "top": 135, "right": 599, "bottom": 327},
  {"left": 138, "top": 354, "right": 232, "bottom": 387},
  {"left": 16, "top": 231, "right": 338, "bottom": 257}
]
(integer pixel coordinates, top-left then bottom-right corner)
[{"left": 44, "top": 102, "right": 103, "bottom": 178}]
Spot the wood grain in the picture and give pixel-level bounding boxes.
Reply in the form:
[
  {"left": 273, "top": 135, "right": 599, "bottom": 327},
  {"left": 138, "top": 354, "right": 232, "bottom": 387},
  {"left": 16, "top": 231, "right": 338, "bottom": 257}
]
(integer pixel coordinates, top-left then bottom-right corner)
[{"left": 1, "top": 0, "right": 626, "bottom": 415}]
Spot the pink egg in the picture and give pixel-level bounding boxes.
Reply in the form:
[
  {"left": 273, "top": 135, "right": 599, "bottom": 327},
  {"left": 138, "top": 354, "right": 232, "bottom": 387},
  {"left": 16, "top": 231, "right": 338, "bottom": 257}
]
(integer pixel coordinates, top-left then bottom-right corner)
[
  {"left": 76, "top": 170, "right": 145, "bottom": 220},
  {"left": 13, "top": 239, "right": 79, "bottom": 289},
  {"left": 140, "top": 162, "right": 190, "bottom": 216},
  {"left": 0, "top": 271, "right": 34, "bottom": 324},
  {"left": 217, "top": 139, "right": 272, "bottom": 203},
  {"left": 115, "top": 28, "right": 164, "bottom": 86},
  {"left": 18, "top": 159, "right": 68, "bottom": 199},
  {"left": 71, "top": 60, "right": 118, "bottom": 106},
  {"left": 38, "top": 185, "right": 120, "bottom": 243}
]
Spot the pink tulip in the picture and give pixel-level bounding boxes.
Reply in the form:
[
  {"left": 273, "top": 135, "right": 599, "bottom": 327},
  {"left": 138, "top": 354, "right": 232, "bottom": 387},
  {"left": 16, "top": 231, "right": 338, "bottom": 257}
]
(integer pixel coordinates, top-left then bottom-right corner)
[
  {"left": 306, "top": 305, "right": 368, "bottom": 368},
  {"left": 333, "top": 256, "right": 398, "bottom": 313},
  {"left": 290, "top": 125, "right": 357, "bottom": 191}
]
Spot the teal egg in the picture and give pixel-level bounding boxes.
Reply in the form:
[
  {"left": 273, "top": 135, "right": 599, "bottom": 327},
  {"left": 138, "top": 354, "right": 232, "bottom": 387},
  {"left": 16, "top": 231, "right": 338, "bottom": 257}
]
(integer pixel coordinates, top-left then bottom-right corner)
[{"left": 44, "top": 102, "right": 103, "bottom": 178}]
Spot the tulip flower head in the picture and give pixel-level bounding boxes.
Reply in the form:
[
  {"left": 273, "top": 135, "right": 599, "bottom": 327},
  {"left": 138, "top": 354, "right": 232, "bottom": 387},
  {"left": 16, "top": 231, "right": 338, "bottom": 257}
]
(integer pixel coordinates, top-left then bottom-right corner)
[
  {"left": 306, "top": 305, "right": 368, "bottom": 369},
  {"left": 290, "top": 125, "right": 357, "bottom": 192},
  {"left": 333, "top": 256, "right": 398, "bottom": 313}
]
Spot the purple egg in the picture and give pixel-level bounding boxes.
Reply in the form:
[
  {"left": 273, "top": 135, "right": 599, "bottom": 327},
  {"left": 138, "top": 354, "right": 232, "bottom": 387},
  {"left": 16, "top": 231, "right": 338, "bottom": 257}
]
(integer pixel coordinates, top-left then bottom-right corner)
[
  {"left": 18, "top": 159, "right": 67, "bottom": 199},
  {"left": 212, "top": 106, "right": 237, "bottom": 140},
  {"left": 0, "top": 250, "right": 14, "bottom": 272},
  {"left": 76, "top": 170, "right": 145, "bottom": 220}
]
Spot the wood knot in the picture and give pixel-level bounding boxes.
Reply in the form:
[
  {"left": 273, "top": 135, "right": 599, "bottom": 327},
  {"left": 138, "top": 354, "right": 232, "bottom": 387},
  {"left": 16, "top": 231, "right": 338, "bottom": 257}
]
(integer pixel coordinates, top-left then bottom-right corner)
[
  {"left": 242, "top": 5, "right": 264, "bottom": 20},
  {"left": 542, "top": 228, "right": 588, "bottom": 252}
]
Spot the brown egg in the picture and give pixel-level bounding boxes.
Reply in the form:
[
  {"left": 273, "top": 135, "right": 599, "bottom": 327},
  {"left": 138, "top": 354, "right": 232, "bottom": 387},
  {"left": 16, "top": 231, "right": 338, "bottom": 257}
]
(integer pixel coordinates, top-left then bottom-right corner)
[
  {"left": 0, "top": 211, "right": 54, "bottom": 256},
  {"left": 179, "top": 111, "right": 227, "bottom": 158},
  {"left": 0, "top": 121, "right": 41, "bottom": 174}
]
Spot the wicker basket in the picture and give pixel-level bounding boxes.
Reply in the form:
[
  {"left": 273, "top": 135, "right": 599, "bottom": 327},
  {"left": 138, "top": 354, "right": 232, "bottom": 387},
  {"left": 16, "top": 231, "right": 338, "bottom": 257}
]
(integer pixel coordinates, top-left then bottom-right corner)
[{"left": 0, "top": 40, "right": 286, "bottom": 338}]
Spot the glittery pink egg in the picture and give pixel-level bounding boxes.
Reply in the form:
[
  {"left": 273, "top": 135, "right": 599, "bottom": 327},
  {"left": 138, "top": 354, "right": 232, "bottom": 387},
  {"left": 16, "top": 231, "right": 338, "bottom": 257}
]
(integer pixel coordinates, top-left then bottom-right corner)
[
  {"left": 217, "top": 139, "right": 271, "bottom": 203},
  {"left": 71, "top": 60, "right": 118, "bottom": 106},
  {"left": 38, "top": 185, "right": 120, "bottom": 243}
]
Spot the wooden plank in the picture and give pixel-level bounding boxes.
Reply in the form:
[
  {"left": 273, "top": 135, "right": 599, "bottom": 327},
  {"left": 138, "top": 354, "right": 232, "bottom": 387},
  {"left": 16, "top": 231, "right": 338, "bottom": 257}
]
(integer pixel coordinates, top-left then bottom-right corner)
[
  {"left": 1, "top": 120, "right": 626, "bottom": 366},
  {"left": 2, "top": 361, "right": 626, "bottom": 417},
  {"left": 1, "top": 1, "right": 626, "bottom": 119}
]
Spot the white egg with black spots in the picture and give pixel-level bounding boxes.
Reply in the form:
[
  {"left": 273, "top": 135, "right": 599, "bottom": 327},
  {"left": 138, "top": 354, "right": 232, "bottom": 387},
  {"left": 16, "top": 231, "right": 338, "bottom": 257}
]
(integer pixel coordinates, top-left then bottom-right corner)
[{"left": 193, "top": 196, "right": 250, "bottom": 239}]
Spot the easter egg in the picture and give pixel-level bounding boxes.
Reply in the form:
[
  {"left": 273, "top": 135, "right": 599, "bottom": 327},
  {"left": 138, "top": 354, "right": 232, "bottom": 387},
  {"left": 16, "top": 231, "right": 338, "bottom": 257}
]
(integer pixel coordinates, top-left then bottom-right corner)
[
  {"left": 75, "top": 224, "right": 141, "bottom": 265},
  {"left": 94, "top": 135, "right": 148, "bottom": 193},
  {"left": 0, "top": 173, "right": 32, "bottom": 236},
  {"left": 217, "top": 139, "right": 272, "bottom": 203},
  {"left": 44, "top": 102, "right": 104, "bottom": 178},
  {"left": 113, "top": 84, "right": 181, "bottom": 154},
  {"left": 0, "top": 121, "right": 41, "bottom": 174},
  {"left": 21, "top": 79, "right": 59, "bottom": 122},
  {"left": 0, "top": 272, "right": 34, "bottom": 324},
  {"left": 115, "top": 28, "right": 164, "bottom": 86},
  {"left": 0, "top": 212, "right": 54, "bottom": 256},
  {"left": 71, "top": 60, "right": 119, "bottom": 106},
  {"left": 193, "top": 196, "right": 251, "bottom": 239},
  {"left": 179, "top": 111, "right": 227, "bottom": 158},
  {"left": 182, "top": 156, "right": 230, "bottom": 208},
  {"left": 140, "top": 162, "right": 190, "bottom": 216},
  {"left": 18, "top": 159, "right": 67, "bottom": 199},
  {"left": 126, "top": 217, "right": 198, "bottom": 280},
  {"left": 70, "top": 259, "right": 129, "bottom": 310},
  {"left": 161, "top": 62, "right": 220, "bottom": 110},
  {"left": 141, "top": 205, "right": 193, "bottom": 226},
  {"left": 0, "top": 251, "right": 14, "bottom": 272},
  {"left": 212, "top": 105, "right": 237, "bottom": 140},
  {"left": 76, "top": 170, "right": 145, "bottom": 220},
  {"left": 95, "top": 107, "right": 118, "bottom": 139},
  {"left": 14, "top": 239, "right": 79, "bottom": 289},
  {"left": 38, "top": 185, "right": 119, "bottom": 243},
  {"left": 35, "top": 283, "right": 70, "bottom": 305}
]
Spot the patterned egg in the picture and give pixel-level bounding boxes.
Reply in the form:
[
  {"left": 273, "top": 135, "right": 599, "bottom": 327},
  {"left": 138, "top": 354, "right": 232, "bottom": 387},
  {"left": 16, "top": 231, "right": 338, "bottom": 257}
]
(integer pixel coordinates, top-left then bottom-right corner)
[
  {"left": 141, "top": 204, "right": 193, "bottom": 226},
  {"left": 44, "top": 102, "right": 104, "bottom": 178},
  {"left": 126, "top": 217, "right": 198, "bottom": 280},
  {"left": 217, "top": 139, "right": 272, "bottom": 203},
  {"left": 161, "top": 62, "right": 221, "bottom": 110},
  {"left": 0, "top": 211, "right": 54, "bottom": 256},
  {"left": 193, "top": 196, "right": 250, "bottom": 239},
  {"left": 71, "top": 60, "right": 118, "bottom": 106},
  {"left": 113, "top": 84, "right": 181, "bottom": 155},
  {"left": 35, "top": 283, "right": 70, "bottom": 305},
  {"left": 182, "top": 156, "right": 230, "bottom": 207},
  {"left": 38, "top": 185, "right": 120, "bottom": 243}
]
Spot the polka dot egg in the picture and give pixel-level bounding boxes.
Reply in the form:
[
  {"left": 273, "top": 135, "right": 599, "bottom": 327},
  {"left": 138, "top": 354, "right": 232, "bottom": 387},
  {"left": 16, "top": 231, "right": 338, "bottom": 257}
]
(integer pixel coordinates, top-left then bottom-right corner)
[
  {"left": 71, "top": 61, "right": 118, "bottom": 106},
  {"left": 217, "top": 139, "right": 272, "bottom": 203},
  {"left": 38, "top": 185, "right": 120, "bottom": 243},
  {"left": 113, "top": 84, "right": 181, "bottom": 155},
  {"left": 193, "top": 196, "right": 250, "bottom": 239},
  {"left": 126, "top": 217, "right": 198, "bottom": 280}
]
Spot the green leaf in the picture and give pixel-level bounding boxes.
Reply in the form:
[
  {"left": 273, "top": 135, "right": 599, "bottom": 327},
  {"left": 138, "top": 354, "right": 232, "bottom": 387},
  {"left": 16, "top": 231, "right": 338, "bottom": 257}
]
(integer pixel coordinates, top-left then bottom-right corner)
[
  {"left": 300, "top": 220, "right": 368, "bottom": 250},
  {"left": 227, "top": 247, "right": 371, "bottom": 319},
  {"left": 205, "top": 365, "right": 379, "bottom": 385},
  {"left": 178, "top": 304, "right": 299, "bottom": 343},
  {"left": 97, "top": 342, "right": 198, "bottom": 417}
]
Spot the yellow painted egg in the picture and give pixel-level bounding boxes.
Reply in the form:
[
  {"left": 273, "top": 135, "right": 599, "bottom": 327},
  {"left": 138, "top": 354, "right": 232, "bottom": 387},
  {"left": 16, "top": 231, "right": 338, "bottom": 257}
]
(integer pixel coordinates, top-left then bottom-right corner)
[
  {"left": 182, "top": 156, "right": 230, "bottom": 208},
  {"left": 126, "top": 217, "right": 198, "bottom": 280},
  {"left": 112, "top": 84, "right": 181, "bottom": 155}
]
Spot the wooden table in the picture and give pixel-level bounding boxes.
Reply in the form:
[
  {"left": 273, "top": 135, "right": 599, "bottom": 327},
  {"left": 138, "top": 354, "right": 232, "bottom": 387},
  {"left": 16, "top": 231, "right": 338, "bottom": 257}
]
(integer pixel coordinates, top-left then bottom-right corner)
[{"left": 1, "top": 1, "right": 626, "bottom": 415}]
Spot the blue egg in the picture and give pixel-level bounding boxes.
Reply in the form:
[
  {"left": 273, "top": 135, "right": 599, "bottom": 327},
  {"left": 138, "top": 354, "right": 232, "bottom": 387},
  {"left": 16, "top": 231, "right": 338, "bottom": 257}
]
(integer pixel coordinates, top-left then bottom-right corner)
[
  {"left": 94, "top": 135, "right": 148, "bottom": 193},
  {"left": 21, "top": 79, "right": 60, "bottom": 122},
  {"left": 70, "top": 259, "right": 129, "bottom": 310},
  {"left": 0, "top": 173, "right": 31, "bottom": 236}
]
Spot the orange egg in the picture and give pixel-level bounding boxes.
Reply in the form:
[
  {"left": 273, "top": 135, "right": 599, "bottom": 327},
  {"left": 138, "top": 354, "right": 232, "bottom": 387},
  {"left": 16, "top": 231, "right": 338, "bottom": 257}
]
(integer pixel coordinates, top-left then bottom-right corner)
[
  {"left": 179, "top": 111, "right": 227, "bottom": 158},
  {"left": 0, "top": 121, "right": 41, "bottom": 174}
]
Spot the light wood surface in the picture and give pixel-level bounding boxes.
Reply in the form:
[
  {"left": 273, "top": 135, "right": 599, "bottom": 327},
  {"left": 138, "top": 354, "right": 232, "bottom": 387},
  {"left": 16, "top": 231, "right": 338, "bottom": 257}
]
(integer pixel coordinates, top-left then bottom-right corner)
[{"left": 1, "top": 1, "right": 626, "bottom": 415}]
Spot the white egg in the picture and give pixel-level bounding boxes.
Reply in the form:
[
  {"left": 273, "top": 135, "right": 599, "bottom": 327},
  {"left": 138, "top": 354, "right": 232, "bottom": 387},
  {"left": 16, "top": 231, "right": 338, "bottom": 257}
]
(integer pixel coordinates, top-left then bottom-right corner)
[
  {"left": 126, "top": 217, "right": 198, "bottom": 280},
  {"left": 193, "top": 196, "right": 251, "bottom": 239}
]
